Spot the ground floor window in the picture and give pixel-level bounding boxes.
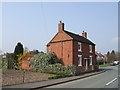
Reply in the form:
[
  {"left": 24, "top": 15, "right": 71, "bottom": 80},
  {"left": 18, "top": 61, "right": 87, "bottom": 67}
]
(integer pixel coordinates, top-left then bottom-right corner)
[
  {"left": 78, "top": 55, "right": 82, "bottom": 66},
  {"left": 90, "top": 55, "right": 92, "bottom": 65}
]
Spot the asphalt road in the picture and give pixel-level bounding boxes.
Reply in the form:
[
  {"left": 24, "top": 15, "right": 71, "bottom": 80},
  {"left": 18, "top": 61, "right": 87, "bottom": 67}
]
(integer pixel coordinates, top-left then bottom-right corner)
[{"left": 46, "top": 65, "right": 119, "bottom": 88}]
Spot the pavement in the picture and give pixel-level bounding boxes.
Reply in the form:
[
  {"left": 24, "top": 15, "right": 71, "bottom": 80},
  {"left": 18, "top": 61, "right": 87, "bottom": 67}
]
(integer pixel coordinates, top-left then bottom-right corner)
[{"left": 2, "top": 69, "right": 105, "bottom": 90}]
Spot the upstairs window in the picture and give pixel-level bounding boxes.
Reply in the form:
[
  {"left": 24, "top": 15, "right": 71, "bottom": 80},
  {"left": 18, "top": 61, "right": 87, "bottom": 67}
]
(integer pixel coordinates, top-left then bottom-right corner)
[
  {"left": 78, "top": 55, "right": 82, "bottom": 66},
  {"left": 89, "top": 45, "right": 92, "bottom": 53},
  {"left": 78, "top": 42, "right": 82, "bottom": 52}
]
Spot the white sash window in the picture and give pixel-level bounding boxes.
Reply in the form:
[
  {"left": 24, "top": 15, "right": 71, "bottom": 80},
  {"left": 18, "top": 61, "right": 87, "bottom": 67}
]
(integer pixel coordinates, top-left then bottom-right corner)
[
  {"left": 89, "top": 45, "right": 92, "bottom": 53},
  {"left": 78, "top": 42, "right": 82, "bottom": 52},
  {"left": 90, "top": 55, "right": 92, "bottom": 65},
  {"left": 78, "top": 55, "right": 82, "bottom": 66}
]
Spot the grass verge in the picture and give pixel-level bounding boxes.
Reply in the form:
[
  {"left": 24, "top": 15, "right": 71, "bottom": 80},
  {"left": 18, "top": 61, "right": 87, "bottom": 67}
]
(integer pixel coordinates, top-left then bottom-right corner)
[
  {"left": 99, "top": 64, "right": 109, "bottom": 67},
  {"left": 48, "top": 72, "right": 73, "bottom": 79}
]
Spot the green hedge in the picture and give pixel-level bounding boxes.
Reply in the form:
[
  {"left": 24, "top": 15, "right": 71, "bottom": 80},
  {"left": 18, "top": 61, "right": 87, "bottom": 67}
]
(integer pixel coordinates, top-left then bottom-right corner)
[{"left": 30, "top": 52, "right": 77, "bottom": 75}]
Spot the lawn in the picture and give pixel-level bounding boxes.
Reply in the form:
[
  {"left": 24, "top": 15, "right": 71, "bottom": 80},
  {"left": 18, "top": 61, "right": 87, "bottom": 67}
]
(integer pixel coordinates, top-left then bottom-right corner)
[
  {"left": 99, "top": 64, "right": 109, "bottom": 67},
  {"left": 2, "top": 69, "right": 55, "bottom": 86}
]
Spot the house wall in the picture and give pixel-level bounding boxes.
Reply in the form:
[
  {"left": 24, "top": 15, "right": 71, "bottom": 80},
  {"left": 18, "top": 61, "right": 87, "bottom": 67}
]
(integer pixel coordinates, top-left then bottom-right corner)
[
  {"left": 73, "top": 41, "right": 97, "bottom": 73},
  {"left": 21, "top": 53, "right": 33, "bottom": 70},
  {"left": 50, "top": 32, "right": 72, "bottom": 43},
  {"left": 48, "top": 40, "right": 98, "bottom": 72},
  {"left": 47, "top": 40, "right": 73, "bottom": 65},
  {"left": 82, "top": 43, "right": 97, "bottom": 72},
  {"left": 73, "top": 41, "right": 78, "bottom": 66}
]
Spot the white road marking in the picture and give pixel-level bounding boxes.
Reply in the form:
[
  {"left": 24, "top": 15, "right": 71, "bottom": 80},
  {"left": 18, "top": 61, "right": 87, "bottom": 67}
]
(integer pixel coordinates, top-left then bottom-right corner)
[{"left": 106, "top": 78, "right": 117, "bottom": 86}]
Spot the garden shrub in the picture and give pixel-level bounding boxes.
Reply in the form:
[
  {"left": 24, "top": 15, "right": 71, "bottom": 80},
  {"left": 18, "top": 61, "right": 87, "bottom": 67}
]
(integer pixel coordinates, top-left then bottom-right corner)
[
  {"left": 30, "top": 52, "right": 77, "bottom": 75},
  {"left": 97, "top": 60, "right": 104, "bottom": 65},
  {"left": 2, "top": 58, "right": 8, "bottom": 69}
]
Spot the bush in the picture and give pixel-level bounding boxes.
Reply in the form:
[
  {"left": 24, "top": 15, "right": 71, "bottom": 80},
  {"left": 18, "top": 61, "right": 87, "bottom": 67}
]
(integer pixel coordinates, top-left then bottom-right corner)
[
  {"left": 30, "top": 52, "right": 60, "bottom": 71},
  {"left": 46, "top": 52, "right": 61, "bottom": 64},
  {"left": 40, "top": 64, "right": 77, "bottom": 75},
  {"left": 2, "top": 58, "right": 8, "bottom": 69},
  {"left": 30, "top": 52, "right": 77, "bottom": 75},
  {"left": 97, "top": 60, "right": 104, "bottom": 65}
]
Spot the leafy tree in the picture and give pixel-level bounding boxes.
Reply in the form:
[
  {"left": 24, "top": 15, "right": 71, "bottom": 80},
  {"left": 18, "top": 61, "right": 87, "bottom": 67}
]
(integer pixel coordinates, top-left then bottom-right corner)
[
  {"left": 107, "top": 50, "right": 117, "bottom": 63},
  {"left": 116, "top": 52, "right": 120, "bottom": 60},
  {"left": 30, "top": 49, "right": 39, "bottom": 54},
  {"left": 6, "top": 53, "right": 14, "bottom": 69},
  {"left": 111, "top": 50, "right": 115, "bottom": 55},
  {"left": 107, "top": 51, "right": 110, "bottom": 56},
  {"left": 14, "top": 42, "right": 24, "bottom": 55},
  {"left": 14, "top": 42, "right": 24, "bottom": 69}
]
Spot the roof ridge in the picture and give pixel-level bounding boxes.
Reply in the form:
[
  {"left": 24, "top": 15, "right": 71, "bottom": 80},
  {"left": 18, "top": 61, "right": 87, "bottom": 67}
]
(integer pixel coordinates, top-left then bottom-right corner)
[
  {"left": 64, "top": 30, "right": 81, "bottom": 36},
  {"left": 64, "top": 30, "right": 95, "bottom": 45}
]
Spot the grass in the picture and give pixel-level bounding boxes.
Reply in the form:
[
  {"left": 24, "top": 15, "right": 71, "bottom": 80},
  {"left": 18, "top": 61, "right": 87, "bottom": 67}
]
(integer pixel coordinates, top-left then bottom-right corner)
[
  {"left": 48, "top": 72, "right": 73, "bottom": 79},
  {"left": 99, "top": 64, "right": 109, "bottom": 67}
]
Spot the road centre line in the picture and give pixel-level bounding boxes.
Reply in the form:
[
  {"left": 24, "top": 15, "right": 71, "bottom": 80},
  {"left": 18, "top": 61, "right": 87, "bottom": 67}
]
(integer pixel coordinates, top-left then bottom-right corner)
[{"left": 106, "top": 78, "right": 117, "bottom": 86}]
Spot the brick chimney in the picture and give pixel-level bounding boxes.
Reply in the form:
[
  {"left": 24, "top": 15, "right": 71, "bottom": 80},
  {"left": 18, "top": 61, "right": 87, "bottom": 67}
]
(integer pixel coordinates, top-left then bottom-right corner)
[
  {"left": 58, "top": 21, "right": 64, "bottom": 32},
  {"left": 82, "top": 31, "right": 87, "bottom": 38}
]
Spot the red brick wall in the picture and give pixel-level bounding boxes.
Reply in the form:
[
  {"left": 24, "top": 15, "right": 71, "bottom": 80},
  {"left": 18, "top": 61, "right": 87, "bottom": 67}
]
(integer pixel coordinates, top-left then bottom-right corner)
[
  {"left": 82, "top": 43, "right": 90, "bottom": 66},
  {"left": 83, "top": 44, "right": 96, "bottom": 71},
  {"left": 50, "top": 32, "right": 72, "bottom": 43},
  {"left": 73, "top": 41, "right": 97, "bottom": 72},
  {"left": 48, "top": 40, "right": 73, "bottom": 65},
  {"left": 21, "top": 53, "right": 34, "bottom": 70},
  {"left": 73, "top": 41, "right": 78, "bottom": 65},
  {"left": 48, "top": 40, "right": 97, "bottom": 72},
  {"left": 63, "top": 41, "right": 73, "bottom": 65},
  {"left": 47, "top": 30, "right": 97, "bottom": 72}
]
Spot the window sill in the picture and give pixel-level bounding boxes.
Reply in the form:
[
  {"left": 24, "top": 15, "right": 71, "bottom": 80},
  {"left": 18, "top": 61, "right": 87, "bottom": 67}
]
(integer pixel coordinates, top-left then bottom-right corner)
[
  {"left": 78, "top": 65, "right": 82, "bottom": 66},
  {"left": 78, "top": 50, "right": 82, "bottom": 52}
]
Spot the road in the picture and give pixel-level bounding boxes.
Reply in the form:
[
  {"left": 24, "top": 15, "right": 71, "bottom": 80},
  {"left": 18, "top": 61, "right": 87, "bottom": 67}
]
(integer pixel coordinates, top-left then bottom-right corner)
[{"left": 46, "top": 65, "right": 119, "bottom": 88}]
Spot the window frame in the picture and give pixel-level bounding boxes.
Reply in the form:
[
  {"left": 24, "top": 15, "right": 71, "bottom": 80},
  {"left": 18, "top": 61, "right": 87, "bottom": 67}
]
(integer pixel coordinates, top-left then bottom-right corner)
[
  {"left": 89, "top": 45, "right": 92, "bottom": 53},
  {"left": 78, "top": 42, "right": 82, "bottom": 52},
  {"left": 78, "top": 55, "right": 82, "bottom": 66},
  {"left": 89, "top": 55, "right": 92, "bottom": 65}
]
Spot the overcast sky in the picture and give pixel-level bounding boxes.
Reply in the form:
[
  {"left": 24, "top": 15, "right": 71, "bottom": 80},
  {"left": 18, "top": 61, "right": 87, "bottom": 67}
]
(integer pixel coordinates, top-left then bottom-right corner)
[{"left": 1, "top": 2, "right": 118, "bottom": 54}]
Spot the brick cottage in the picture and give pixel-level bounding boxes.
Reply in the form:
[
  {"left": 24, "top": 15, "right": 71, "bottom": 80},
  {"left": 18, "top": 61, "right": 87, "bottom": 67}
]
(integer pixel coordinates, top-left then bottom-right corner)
[{"left": 47, "top": 21, "right": 98, "bottom": 73}]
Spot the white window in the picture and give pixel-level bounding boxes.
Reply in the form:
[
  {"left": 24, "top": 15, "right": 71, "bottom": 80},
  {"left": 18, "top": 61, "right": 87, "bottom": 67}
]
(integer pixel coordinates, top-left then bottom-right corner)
[
  {"left": 89, "top": 45, "right": 92, "bottom": 53},
  {"left": 78, "top": 55, "right": 82, "bottom": 66},
  {"left": 89, "top": 56, "right": 92, "bottom": 65},
  {"left": 78, "top": 42, "right": 82, "bottom": 51}
]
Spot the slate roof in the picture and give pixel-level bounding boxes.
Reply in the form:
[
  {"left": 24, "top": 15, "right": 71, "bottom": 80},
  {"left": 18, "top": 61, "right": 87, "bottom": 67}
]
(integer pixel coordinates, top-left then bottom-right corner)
[{"left": 64, "top": 30, "right": 95, "bottom": 45}]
